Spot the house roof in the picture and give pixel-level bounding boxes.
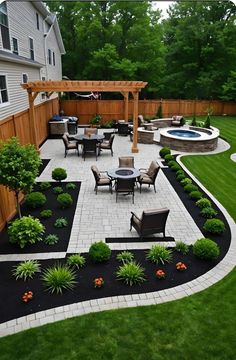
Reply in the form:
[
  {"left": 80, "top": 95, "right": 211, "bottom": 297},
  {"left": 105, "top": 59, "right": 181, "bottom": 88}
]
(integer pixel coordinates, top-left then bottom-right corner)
[
  {"left": 33, "top": 2, "right": 65, "bottom": 55},
  {"left": 0, "top": 50, "right": 43, "bottom": 68}
]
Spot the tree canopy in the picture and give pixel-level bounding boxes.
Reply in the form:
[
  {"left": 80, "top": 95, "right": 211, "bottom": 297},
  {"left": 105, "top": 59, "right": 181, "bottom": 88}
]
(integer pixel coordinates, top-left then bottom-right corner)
[{"left": 47, "top": 1, "right": 236, "bottom": 100}]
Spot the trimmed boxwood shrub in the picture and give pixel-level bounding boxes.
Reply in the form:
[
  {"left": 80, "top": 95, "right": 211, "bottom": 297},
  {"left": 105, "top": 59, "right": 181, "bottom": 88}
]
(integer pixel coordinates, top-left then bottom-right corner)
[
  {"left": 57, "top": 193, "right": 73, "bottom": 208},
  {"left": 203, "top": 219, "right": 225, "bottom": 234},
  {"left": 184, "top": 184, "right": 199, "bottom": 193},
  {"left": 40, "top": 209, "right": 53, "bottom": 219},
  {"left": 176, "top": 173, "right": 186, "bottom": 182},
  {"left": 164, "top": 154, "right": 174, "bottom": 163},
  {"left": 66, "top": 183, "right": 76, "bottom": 190},
  {"left": 159, "top": 147, "right": 171, "bottom": 158},
  {"left": 192, "top": 238, "right": 220, "bottom": 260},
  {"left": 89, "top": 241, "right": 111, "bottom": 263},
  {"left": 8, "top": 216, "right": 45, "bottom": 248},
  {"left": 170, "top": 163, "right": 182, "bottom": 172},
  {"left": 52, "top": 168, "right": 67, "bottom": 182},
  {"left": 189, "top": 191, "right": 203, "bottom": 200},
  {"left": 200, "top": 207, "right": 218, "bottom": 219},
  {"left": 25, "top": 192, "right": 46, "bottom": 209},
  {"left": 167, "top": 160, "right": 177, "bottom": 168},
  {"left": 53, "top": 186, "right": 63, "bottom": 195},
  {"left": 39, "top": 182, "right": 51, "bottom": 191},
  {"left": 196, "top": 198, "right": 212, "bottom": 209},
  {"left": 180, "top": 178, "right": 192, "bottom": 187},
  {"left": 176, "top": 170, "right": 185, "bottom": 177}
]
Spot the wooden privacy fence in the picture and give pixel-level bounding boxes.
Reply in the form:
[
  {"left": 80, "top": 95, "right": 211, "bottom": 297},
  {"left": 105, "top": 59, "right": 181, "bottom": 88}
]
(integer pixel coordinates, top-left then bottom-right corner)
[
  {"left": 0, "top": 98, "right": 59, "bottom": 231},
  {"left": 60, "top": 99, "right": 236, "bottom": 124}
]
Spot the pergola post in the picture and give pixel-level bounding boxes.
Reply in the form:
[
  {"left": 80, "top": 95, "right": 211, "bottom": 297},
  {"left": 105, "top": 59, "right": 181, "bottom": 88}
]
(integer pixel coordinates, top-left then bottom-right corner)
[
  {"left": 121, "top": 91, "right": 129, "bottom": 121},
  {"left": 131, "top": 91, "right": 139, "bottom": 153},
  {"left": 28, "top": 90, "right": 39, "bottom": 150}
]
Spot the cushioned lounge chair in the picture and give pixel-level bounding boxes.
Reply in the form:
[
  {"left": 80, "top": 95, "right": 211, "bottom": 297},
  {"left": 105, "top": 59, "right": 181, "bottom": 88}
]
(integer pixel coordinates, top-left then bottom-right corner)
[
  {"left": 62, "top": 133, "right": 78, "bottom": 157},
  {"left": 91, "top": 165, "right": 112, "bottom": 194},
  {"left": 138, "top": 160, "right": 160, "bottom": 193}
]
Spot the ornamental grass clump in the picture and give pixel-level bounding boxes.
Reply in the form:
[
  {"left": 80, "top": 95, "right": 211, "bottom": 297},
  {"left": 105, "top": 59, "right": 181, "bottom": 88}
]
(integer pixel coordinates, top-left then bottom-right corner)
[
  {"left": 116, "top": 261, "right": 145, "bottom": 286},
  {"left": 196, "top": 198, "right": 212, "bottom": 209},
  {"left": 146, "top": 245, "right": 172, "bottom": 265},
  {"left": 200, "top": 207, "right": 218, "bottom": 219},
  {"left": 13, "top": 260, "right": 41, "bottom": 281},
  {"left": 116, "top": 251, "right": 134, "bottom": 264},
  {"left": 175, "top": 241, "right": 189, "bottom": 255},
  {"left": 52, "top": 168, "right": 67, "bottom": 182},
  {"left": 8, "top": 216, "right": 45, "bottom": 248},
  {"left": 159, "top": 147, "right": 171, "bottom": 159},
  {"left": 66, "top": 182, "right": 76, "bottom": 190},
  {"left": 40, "top": 209, "right": 53, "bottom": 219},
  {"left": 66, "top": 254, "right": 86, "bottom": 269},
  {"left": 54, "top": 217, "right": 68, "bottom": 228},
  {"left": 57, "top": 193, "right": 73, "bottom": 208},
  {"left": 203, "top": 219, "right": 225, "bottom": 234},
  {"left": 193, "top": 238, "right": 220, "bottom": 260},
  {"left": 89, "top": 241, "right": 111, "bottom": 263},
  {"left": 44, "top": 234, "right": 59, "bottom": 245},
  {"left": 42, "top": 263, "right": 76, "bottom": 294},
  {"left": 25, "top": 192, "right": 47, "bottom": 209}
]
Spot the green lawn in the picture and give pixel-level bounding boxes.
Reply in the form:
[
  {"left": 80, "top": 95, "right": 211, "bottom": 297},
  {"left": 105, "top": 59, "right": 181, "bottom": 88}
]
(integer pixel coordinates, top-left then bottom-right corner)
[{"left": 0, "top": 116, "right": 235, "bottom": 359}]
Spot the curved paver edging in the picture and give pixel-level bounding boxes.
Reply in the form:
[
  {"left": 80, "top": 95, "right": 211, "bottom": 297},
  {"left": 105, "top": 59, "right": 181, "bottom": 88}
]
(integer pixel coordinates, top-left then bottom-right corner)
[
  {"left": 0, "top": 144, "right": 235, "bottom": 338},
  {"left": 230, "top": 153, "right": 236, "bottom": 162}
]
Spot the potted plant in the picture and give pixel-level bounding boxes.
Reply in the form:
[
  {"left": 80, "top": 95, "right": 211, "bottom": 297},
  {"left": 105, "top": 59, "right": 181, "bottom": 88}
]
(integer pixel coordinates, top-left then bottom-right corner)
[{"left": 90, "top": 113, "right": 101, "bottom": 128}]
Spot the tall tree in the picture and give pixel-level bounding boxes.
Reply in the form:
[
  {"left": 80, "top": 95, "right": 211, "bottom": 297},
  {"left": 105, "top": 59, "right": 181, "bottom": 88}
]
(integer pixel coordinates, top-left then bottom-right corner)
[{"left": 161, "top": 0, "right": 236, "bottom": 99}]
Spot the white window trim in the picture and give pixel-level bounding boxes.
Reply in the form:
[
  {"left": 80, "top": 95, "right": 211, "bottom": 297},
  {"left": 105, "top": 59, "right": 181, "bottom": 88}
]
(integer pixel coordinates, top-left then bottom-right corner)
[
  {"left": 36, "top": 12, "right": 40, "bottom": 30},
  {"left": 0, "top": 73, "right": 10, "bottom": 108},
  {"left": 22, "top": 72, "right": 28, "bottom": 84},
  {"left": 29, "top": 36, "right": 34, "bottom": 60},
  {"left": 12, "top": 37, "right": 19, "bottom": 55},
  {"left": 0, "top": 1, "right": 11, "bottom": 51}
]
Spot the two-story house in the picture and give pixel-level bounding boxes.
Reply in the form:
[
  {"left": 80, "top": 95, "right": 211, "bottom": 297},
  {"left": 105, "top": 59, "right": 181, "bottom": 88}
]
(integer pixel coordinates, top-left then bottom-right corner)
[{"left": 0, "top": 1, "right": 65, "bottom": 120}]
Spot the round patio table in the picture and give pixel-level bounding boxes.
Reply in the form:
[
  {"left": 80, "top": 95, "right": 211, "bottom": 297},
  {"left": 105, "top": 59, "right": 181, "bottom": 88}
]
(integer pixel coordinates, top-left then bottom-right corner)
[{"left": 107, "top": 167, "right": 140, "bottom": 179}]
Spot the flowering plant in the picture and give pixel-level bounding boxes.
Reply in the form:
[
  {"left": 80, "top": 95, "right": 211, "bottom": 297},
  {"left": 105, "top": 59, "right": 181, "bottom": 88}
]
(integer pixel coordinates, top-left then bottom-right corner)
[
  {"left": 22, "top": 291, "right": 33, "bottom": 303},
  {"left": 94, "top": 277, "right": 104, "bottom": 288},
  {"left": 155, "top": 269, "right": 165, "bottom": 279},
  {"left": 176, "top": 262, "right": 187, "bottom": 271}
]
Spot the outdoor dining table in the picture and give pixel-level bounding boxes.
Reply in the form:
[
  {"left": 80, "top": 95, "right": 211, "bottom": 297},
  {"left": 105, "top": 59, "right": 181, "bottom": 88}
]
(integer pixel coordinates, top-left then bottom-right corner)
[
  {"left": 107, "top": 167, "right": 141, "bottom": 180},
  {"left": 72, "top": 134, "right": 105, "bottom": 142}
]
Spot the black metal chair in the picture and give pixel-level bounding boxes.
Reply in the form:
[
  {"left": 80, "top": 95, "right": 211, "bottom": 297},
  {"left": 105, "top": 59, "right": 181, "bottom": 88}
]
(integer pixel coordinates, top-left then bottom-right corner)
[
  {"left": 91, "top": 165, "right": 112, "bottom": 194},
  {"left": 130, "top": 208, "right": 170, "bottom": 238},
  {"left": 115, "top": 178, "right": 135, "bottom": 203},
  {"left": 82, "top": 138, "right": 99, "bottom": 161},
  {"left": 117, "top": 122, "right": 129, "bottom": 136},
  {"left": 67, "top": 122, "right": 78, "bottom": 135},
  {"left": 99, "top": 134, "right": 115, "bottom": 156},
  {"left": 62, "top": 133, "right": 78, "bottom": 157}
]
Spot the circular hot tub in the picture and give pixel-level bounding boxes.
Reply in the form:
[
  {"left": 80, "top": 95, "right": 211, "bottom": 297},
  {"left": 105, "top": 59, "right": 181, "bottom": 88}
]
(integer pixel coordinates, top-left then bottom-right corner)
[{"left": 160, "top": 126, "right": 219, "bottom": 152}]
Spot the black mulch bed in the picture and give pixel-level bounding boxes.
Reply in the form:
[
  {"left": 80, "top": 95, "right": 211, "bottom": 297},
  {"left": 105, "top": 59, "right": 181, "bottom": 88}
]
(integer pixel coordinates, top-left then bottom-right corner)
[
  {"left": 0, "top": 248, "right": 220, "bottom": 323},
  {"left": 106, "top": 237, "right": 175, "bottom": 243},
  {"left": 38, "top": 159, "right": 50, "bottom": 176},
  {"left": 0, "top": 182, "right": 81, "bottom": 254},
  {"left": 0, "top": 162, "right": 232, "bottom": 324}
]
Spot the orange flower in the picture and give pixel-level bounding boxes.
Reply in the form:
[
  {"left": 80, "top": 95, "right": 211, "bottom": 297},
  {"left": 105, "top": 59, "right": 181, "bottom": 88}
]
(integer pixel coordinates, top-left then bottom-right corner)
[
  {"left": 156, "top": 269, "right": 165, "bottom": 279},
  {"left": 94, "top": 277, "right": 104, "bottom": 288},
  {"left": 176, "top": 262, "right": 187, "bottom": 271}
]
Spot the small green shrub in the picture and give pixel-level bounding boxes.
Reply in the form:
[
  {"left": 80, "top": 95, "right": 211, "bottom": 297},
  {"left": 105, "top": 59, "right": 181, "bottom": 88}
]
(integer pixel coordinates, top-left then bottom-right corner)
[
  {"left": 39, "top": 182, "right": 51, "bottom": 191},
  {"left": 116, "top": 261, "right": 145, "bottom": 286},
  {"left": 170, "top": 163, "right": 182, "bottom": 172},
  {"left": 89, "top": 241, "right": 111, "bottom": 263},
  {"left": 204, "top": 114, "right": 211, "bottom": 129},
  {"left": 184, "top": 184, "right": 199, "bottom": 193},
  {"left": 116, "top": 251, "right": 134, "bottom": 264},
  {"left": 57, "top": 193, "right": 73, "bottom": 208},
  {"left": 25, "top": 192, "right": 47, "bottom": 209},
  {"left": 192, "top": 115, "right": 197, "bottom": 126},
  {"left": 52, "top": 168, "right": 67, "bottom": 182},
  {"left": 189, "top": 190, "right": 203, "bottom": 200},
  {"left": 54, "top": 217, "right": 68, "bottom": 228},
  {"left": 66, "top": 254, "right": 86, "bottom": 269},
  {"left": 193, "top": 238, "right": 220, "bottom": 260},
  {"left": 42, "top": 264, "right": 76, "bottom": 294},
  {"left": 146, "top": 245, "right": 172, "bottom": 264},
  {"left": 66, "top": 183, "right": 76, "bottom": 190},
  {"left": 53, "top": 186, "right": 63, "bottom": 195},
  {"left": 196, "top": 198, "right": 212, "bottom": 209},
  {"left": 176, "top": 170, "right": 185, "bottom": 177},
  {"left": 180, "top": 178, "right": 192, "bottom": 187},
  {"left": 203, "top": 219, "right": 225, "bottom": 234},
  {"left": 44, "top": 234, "right": 59, "bottom": 245},
  {"left": 8, "top": 216, "right": 45, "bottom": 248},
  {"left": 200, "top": 207, "right": 218, "bottom": 219},
  {"left": 167, "top": 160, "right": 176, "bottom": 168},
  {"left": 40, "top": 209, "right": 53, "bottom": 219},
  {"left": 176, "top": 173, "right": 186, "bottom": 182},
  {"left": 175, "top": 241, "right": 189, "bottom": 255},
  {"left": 13, "top": 260, "right": 41, "bottom": 281},
  {"left": 159, "top": 147, "right": 171, "bottom": 158},
  {"left": 164, "top": 154, "right": 174, "bottom": 163}
]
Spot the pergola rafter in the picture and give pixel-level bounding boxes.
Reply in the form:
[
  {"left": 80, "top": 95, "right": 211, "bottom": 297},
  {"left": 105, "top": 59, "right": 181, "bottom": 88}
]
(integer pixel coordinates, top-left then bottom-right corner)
[{"left": 21, "top": 80, "right": 148, "bottom": 153}]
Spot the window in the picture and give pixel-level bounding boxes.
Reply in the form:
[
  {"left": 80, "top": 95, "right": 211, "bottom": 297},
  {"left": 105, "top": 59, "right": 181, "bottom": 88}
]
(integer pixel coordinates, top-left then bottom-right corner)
[
  {"left": 48, "top": 49, "right": 52, "bottom": 65},
  {"left": 22, "top": 73, "right": 28, "bottom": 83},
  {"left": 36, "top": 13, "right": 39, "bottom": 30},
  {"left": 0, "top": 2, "right": 10, "bottom": 50},
  {"left": 12, "top": 37, "right": 18, "bottom": 55},
  {"left": 53, "top": 51, "right": 55, "bottom": 66},
  {"left": 0, "top": 75, "right": 9, "bottom": 105},
  {"left": 41, "top": 76, "right": 46, "bottom": 100},
  {"left": 29, "top": 37, "right": 34, "bottom": 60}
]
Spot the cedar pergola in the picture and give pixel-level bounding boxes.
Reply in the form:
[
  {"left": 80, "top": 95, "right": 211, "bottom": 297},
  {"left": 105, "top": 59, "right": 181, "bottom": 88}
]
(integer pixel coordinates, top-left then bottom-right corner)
[{"left": 21, "top": 80, "right": 148, "bottom": 153}]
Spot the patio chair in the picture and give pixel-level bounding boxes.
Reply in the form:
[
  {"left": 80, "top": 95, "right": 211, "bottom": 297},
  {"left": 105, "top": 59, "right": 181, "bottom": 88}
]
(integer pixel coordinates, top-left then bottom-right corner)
[
  {"left": 62, "top": 133, "right": 79, "bottom": 157},
  {"left": 117, "top": 122, "right": 130, "bottom": 136},
  {"left": 115, "top": 178, "right": 135, "bottom": 203},
  {"left": 99, "top": 134, "right": 115, "bottom": 156},
  {"left": 118, "top": 156, "right": 134, "bottom": 168},
  {"left": 130, "top": 208, "right": 170, "bottom": 238},
  {"left": 138, "top": 160, "right": 160, "bottom": 193},
  {"left": 84, "top": 127, "right": 98, "bottom": 135},
  {"left": 138, "top": 114, "right": 145, "bottom": 127},
  {"left": 91, "top": 165, "right": 113, "bottom": 194},
  {"left": 82, "top": 138, "right": 99, "bottom": 161},
  {"left": 171, "top": 116, "right": 183, "bottom": 127}
]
